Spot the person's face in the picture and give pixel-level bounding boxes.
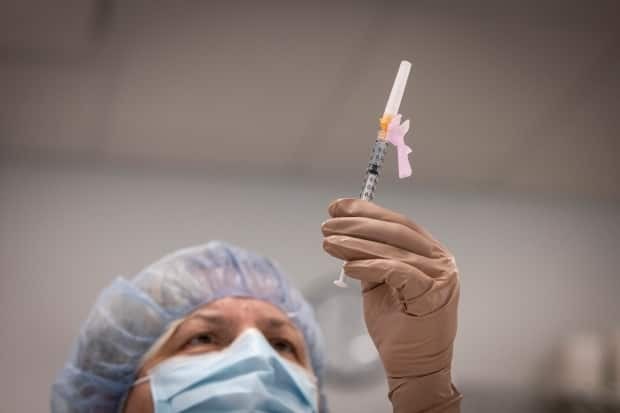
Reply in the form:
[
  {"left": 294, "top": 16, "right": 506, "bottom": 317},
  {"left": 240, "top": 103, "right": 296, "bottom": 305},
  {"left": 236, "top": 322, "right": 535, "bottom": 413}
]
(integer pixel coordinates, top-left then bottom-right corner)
[{"left": 123, "top": 296, "right": 312, "bottom": 413}]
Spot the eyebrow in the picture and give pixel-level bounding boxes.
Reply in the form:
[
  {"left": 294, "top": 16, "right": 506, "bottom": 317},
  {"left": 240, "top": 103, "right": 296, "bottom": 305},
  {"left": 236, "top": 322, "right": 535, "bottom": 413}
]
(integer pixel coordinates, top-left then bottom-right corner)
[
  {"left": 167, "top": 312, "right": 233, "bottom": 346},
  {"left": 257, "top": 317, "right": 297, "bottom": 331}
]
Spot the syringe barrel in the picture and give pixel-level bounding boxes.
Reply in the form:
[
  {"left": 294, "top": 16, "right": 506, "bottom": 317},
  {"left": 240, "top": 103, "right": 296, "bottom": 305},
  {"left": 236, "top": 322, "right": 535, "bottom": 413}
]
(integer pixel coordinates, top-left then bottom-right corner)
[{"left": 360, "top": 139, "right": 388, "bottom": 201}]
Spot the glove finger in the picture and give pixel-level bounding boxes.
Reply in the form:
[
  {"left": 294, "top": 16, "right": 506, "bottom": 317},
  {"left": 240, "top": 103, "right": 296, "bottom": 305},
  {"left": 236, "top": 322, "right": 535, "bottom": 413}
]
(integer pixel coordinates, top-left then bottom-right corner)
[
  {"left": 323, "top": 234, "right": 449, "bottom": 278},
  {"left": 321, "top": 216, "right": 443, "bottom": 258},
  {"left": 343, "top": 259, "right": 433, "bottom": 302},
  {"left": 328, "top": 198, "right": 446, "bottom": 251}
]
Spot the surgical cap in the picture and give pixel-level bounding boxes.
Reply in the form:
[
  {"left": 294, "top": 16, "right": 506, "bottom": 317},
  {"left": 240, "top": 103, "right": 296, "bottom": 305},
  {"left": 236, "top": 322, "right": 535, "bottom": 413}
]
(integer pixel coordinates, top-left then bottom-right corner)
[{"left": 51, "top": 241, "right": 327, "bottom": 412}]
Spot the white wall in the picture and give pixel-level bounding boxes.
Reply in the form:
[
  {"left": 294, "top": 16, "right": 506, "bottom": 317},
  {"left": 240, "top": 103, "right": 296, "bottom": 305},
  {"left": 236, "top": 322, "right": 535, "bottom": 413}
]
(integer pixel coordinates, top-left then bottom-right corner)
[{"left": 1, "top": 159, "right": 619, "bottom": 412}]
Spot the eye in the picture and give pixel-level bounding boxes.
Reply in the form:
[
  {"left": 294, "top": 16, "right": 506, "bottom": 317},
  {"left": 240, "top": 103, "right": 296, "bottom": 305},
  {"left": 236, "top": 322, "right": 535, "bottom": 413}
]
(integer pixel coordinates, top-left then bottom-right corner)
[
  {"left": 270, "top": 338, "right": 296, "bottom": 355},
  {"left": 187, "top": 333, "right": 215, "bottom": 347}
]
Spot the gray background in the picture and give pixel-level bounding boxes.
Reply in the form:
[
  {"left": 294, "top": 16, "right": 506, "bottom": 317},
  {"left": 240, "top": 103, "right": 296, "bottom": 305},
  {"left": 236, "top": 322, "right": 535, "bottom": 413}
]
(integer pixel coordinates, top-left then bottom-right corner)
[{"left": 1, "top": 1, "right": 619, "bottom": 412}]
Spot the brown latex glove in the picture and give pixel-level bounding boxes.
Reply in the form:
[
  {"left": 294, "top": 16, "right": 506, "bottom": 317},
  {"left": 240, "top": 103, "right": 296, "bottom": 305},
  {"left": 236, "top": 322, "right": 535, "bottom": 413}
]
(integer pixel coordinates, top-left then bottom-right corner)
[{"left": 322, "top": 198, "right": 462, "bottom": 413}]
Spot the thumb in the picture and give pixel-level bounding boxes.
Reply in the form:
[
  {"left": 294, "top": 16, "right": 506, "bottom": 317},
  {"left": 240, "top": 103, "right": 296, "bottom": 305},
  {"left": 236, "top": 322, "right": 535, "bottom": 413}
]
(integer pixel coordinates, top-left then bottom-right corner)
[{"left": 344, "top": 259, "right": 433, "bottom": 302}]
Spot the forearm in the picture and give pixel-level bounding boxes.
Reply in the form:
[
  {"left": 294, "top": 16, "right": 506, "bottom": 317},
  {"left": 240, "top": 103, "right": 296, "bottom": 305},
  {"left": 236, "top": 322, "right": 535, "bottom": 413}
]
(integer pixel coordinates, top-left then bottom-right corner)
[{"left": 388, "top": 368, "right": 462, "bottom": 413}]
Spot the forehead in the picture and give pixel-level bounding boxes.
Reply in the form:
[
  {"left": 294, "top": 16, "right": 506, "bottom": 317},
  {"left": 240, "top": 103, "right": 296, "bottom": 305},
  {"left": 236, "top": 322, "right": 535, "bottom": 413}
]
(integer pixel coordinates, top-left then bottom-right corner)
[{"left": 191, "top": 296, "right": 291, "bottom": 321}]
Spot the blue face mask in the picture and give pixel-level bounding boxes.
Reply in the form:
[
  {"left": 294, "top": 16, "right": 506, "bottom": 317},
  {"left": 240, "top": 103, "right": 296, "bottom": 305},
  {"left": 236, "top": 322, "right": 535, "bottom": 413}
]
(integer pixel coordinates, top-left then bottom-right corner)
[{"left": 133, "top": 328, "right": 319, "bottom": 413}]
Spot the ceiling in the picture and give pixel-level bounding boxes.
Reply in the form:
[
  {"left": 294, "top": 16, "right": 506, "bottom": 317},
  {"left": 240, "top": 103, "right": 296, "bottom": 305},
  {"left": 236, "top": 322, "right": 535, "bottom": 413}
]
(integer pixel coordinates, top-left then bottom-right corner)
[{"left": 1, "top": 0, "right": 619, "bottom": 199}]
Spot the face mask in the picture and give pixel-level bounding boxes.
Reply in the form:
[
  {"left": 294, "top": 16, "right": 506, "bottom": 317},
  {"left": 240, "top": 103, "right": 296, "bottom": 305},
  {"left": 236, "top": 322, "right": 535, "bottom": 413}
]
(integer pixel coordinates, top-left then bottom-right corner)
[{"left": 133, "top": 328, "right": 319, "bottom": 413}]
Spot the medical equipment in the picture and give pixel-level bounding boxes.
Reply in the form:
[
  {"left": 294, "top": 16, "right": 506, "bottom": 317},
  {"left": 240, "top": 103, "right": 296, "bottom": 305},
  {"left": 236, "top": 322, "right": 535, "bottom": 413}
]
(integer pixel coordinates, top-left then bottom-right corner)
[
  {"left": 322, "top": 197, "right": 462, "bottom": 411},
  {"left": 135, "top": 328, "right": 318, "bottom": 413},
  {"left": 333, "top": 61, "right": 413, "bottom": 288}
]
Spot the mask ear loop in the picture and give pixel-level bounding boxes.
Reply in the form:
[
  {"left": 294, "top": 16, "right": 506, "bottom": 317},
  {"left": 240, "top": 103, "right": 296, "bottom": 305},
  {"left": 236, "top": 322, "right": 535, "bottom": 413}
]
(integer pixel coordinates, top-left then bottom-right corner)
[
  {"left": 116, "top": 318, "right": 184, "bottom": 412},
  {"left": 133, "top": 375, "right": 151, "bottom": 386},
  {"left": 116, "top": 375, "right": 152, "bottom": 413}
]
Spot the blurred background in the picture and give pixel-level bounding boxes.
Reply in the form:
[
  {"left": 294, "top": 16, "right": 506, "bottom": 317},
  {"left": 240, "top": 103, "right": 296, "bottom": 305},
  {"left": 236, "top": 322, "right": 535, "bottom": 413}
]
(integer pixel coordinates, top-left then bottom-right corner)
[{"left": 1, "top": 0, "right": 619, "bottom": 412}]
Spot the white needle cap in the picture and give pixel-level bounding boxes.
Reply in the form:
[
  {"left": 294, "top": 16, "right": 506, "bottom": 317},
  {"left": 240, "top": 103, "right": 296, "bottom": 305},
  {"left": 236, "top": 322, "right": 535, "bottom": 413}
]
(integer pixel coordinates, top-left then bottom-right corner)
[{"left": 383, "top": 60, "right": 411, "bottom": 117}]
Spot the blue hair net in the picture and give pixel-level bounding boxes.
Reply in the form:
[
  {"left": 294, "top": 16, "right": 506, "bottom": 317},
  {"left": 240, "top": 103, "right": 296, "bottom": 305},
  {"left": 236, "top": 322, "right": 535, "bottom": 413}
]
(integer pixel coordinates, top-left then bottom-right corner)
[{"left": 51, "top": 241, "right": 327, "bottom": 412}]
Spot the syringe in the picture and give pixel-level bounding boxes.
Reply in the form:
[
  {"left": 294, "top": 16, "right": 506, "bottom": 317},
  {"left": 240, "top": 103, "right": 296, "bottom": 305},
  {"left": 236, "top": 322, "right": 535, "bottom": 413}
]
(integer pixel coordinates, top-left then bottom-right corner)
[{"left": 333, "top": 60, "right": 412, "bottom": 288}]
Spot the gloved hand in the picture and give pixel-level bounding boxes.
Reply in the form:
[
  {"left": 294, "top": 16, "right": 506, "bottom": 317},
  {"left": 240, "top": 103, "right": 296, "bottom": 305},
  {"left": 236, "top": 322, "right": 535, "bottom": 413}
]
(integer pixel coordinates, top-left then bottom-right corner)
[{"left": 321, "top": 198, "right": 462, "bottom": 413}]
